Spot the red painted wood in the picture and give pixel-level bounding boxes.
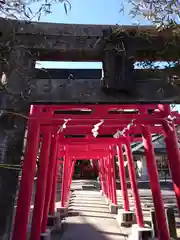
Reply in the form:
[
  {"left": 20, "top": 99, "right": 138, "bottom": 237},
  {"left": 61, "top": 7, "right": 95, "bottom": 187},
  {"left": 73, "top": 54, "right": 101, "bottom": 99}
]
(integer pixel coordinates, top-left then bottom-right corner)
[
  {"left": 12, "top": 106, "right": 41, "bottom": 240},
  {"left": 142, "top": 126, "right": 170, "bottom": 240},
  {"left": 125, "top": 137, "right": 144, "bottom": 228},
  {"left": 30, "top": 128, "right": 52, "bottom": 240},
  {"left": 13, "top": 103, "right": 180, "bottom": 240}
]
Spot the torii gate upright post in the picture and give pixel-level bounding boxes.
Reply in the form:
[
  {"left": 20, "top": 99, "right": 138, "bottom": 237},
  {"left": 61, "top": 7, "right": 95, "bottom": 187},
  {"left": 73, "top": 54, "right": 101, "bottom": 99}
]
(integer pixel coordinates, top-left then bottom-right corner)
[
  {"left": 158, "top": 104, "right": 180, "bottom": 215},
  {"left": 116, "top": 144, "right": 130, "bottom": 211},
  {"left": 124, "top": 137, "right": 144, "bottom": 227},
  {"left": 91, "top": 159, "right": 96, "bottom": 175},
  {"left": 142, "top": 126, "right": 170, "bottom": 240},
  {"left": 98, "top": 159, "right": 105, "bottom": 194},
  {"left": 67, "top": 159, "right": 76, "bottom": 195},
  {"left": 41, "top": 135, "right": 58, "bottom": 233},
  {"left": 97, "top": 159, "right": 102, "bottom": 190},
  {"left": 116, "top": 144, "right": 135, "bottom": 227},
  {"left": 59, "top": 153, "right": 67, "bottom": 208},
  {"left": 125, "top": 136, "right": 154, "bottom": 237},
  {"left": 49, "top": 158, "right": 58, "bottom": 215},
  {"left": 65, "top": 156, "right": 73, "bottom": 203},
  {"left": 101, "top": 157, "right": 111, "bottom": 202},
  {"left": 12, "top": 106, "right": 40, "bottom": 240},
  {"left": 108, "top": 145, "right": 118, "bottom": 214},
  {"left": 107, "top": 156, "right": 113, "bottom": 202},
  {"left": 30, "top": 128, "right": 52, "bottom": 240},
  {"left": 58, "top": 149, "right": 69, "bottom": 218},
  {"left": 101, "top": 158, "right": 108, "bottom": 196},
  {"left": 47, "top": 156, "right": 62, "bottom": 231},
  {"left": 101, "top": 158, "right": 107, "bottom": 195}
]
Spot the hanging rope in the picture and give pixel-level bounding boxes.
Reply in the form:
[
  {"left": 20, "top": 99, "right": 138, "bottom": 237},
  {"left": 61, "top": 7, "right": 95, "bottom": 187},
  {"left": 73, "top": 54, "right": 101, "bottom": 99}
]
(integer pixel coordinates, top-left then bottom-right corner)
[
  {"left": 56, "top": 118, "right": 71, "bottom": 135},
  {"left": 0, "top": 110, "right": 29, "bottom": 119},
  {"left": 0, "top": 164, "right": 22, "bottom": 170},
  {"left": 91, "top": 120, "right": 104, "bottom": 137},
  {"left": 113, "top": 119, "right": 135, "bottom": 138}
]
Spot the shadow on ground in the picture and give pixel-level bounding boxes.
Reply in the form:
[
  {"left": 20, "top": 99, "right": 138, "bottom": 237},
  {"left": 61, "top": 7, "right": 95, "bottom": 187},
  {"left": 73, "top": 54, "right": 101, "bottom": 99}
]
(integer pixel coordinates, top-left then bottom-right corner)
[
  {"left": 51, "top": 222, "right": 128, "bottom": 240},
  {"left": 116, "top": 180, "right": 173, "bottom": 190}
]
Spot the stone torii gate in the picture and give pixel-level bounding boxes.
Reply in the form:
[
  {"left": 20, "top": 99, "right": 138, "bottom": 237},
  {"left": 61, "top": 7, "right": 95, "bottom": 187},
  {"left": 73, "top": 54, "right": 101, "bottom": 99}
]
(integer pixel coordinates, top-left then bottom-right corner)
[{"left": 0, "top": 17, "right": 180, "bottom": 239}]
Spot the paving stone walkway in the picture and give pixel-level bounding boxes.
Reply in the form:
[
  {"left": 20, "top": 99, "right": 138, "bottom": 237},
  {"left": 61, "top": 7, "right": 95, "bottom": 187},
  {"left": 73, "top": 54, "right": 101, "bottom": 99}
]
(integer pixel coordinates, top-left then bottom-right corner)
[
  {"left": 53, "top": 180, "right": 130, "bottom": 240},
  {"left": 52, "top": 179, "right": 180, "bottom": 239},
  {"left": 116, "top": 188, "right": 180, "bottom": 238}
]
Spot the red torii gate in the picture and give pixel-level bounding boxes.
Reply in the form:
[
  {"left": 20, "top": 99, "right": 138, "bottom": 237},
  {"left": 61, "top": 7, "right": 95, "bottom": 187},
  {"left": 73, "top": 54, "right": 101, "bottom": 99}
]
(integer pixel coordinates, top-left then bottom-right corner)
[
  {"left": 12, "top": 104, "right": 180, "bottom": 240},
  {"left": 59, "top": 149, "right": 110, "bottom": 204}
]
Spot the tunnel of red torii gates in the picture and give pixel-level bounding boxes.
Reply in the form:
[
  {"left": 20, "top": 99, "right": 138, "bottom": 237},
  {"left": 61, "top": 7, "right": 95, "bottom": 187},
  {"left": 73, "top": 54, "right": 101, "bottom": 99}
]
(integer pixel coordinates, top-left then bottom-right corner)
[{"left": 12, "top": 103, "right": 180, "bottom": 240}]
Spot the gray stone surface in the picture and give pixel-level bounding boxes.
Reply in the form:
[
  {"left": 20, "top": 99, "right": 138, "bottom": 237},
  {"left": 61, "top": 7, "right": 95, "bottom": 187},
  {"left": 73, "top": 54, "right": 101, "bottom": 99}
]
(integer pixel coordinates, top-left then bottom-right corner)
[
  {"left": 47, "top": 214, "right": 61, "bottom": 228},
  {"left": 128, "top": 224, "right": 153, "bottom": 240},
  {"left": 29, "top": 76, "right": 180, "bottom": 103},
  {"left": 0, "top": 17, "right": 179, "bottom": 62},
  {"left": 57, "top": 207, "right": 69, "bottom": 218},
  {"left": 116, "top": 186, "right": 180, "bottom": 238},
  {"left": 116, "top": 210, "right": 135, "bottom": 227},
  {"left": 52, "top": 180, "right": 180, "bottom": 239},
  {"left": 109, "top": 204, "right": 118, "bottom": 214},
  {"left": 52, "top": 180, "right": 130, "bottom": 240},
  {"left": 40, "top": 229, "right": 51, "bottom": 240}
]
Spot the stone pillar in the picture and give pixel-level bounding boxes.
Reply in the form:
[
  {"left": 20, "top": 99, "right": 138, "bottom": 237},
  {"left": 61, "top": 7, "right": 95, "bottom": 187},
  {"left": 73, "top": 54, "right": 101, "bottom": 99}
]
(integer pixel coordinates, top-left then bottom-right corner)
[
  {"left": 141, "top": 156, "right": 149, "bottom": 181},
  {"left": 0, "top": 46, "right": 35, "bottom": 239},
  {"left": 102, "top": 29, "right": 135, "bottom": 94}
]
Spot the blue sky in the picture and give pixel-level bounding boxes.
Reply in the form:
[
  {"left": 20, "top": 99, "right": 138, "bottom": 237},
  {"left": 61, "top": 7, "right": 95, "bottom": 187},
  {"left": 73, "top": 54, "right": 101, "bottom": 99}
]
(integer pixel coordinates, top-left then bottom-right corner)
[{"left": 40, "top": 0, "right": 149, "bottom": 25}]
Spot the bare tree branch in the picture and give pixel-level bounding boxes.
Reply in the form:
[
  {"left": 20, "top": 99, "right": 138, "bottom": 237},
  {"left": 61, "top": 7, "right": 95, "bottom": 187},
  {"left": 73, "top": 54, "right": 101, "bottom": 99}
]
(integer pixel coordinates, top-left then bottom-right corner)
[
  {"left": 0, "top": 0, "right": 71, "bottom": 21},
  {"left": 128, "top": 0, "right": 180, "bottom": 31}
]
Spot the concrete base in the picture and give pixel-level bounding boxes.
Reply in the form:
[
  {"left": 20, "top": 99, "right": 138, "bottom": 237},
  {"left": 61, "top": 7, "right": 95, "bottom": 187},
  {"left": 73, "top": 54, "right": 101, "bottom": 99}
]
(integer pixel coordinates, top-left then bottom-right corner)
[
  {"left": 116, "top": 210, "right": 135, "bottom": 227},
  {"left": 57, "top": 207, "right": 68, "bottom": 218},
  {"left": 47, "top": 214, "right": 61, "bottom": 228},
  {"left": 69, "top": 191, "right": 74, "bottom": 199},
  {"left": 67, "top": 198, "right": 70, "bottom": 207},
  {"left": 109, "top": 203, "right": 118, "bottom": 214},
  {"left": 94, "top": 180, "right": 101, "bottom": 190},
  {"left": 105, "top": 198, "right": 112, "bottom": 205},
  {"left": 40, "top": 229, "right": 51, "bottom": 240},
  {"left": 100, "top": 190, "right": 104, "bottom": 196},
  {"left": 128, "top": 224, "right": 153, "bottom": 240}
]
